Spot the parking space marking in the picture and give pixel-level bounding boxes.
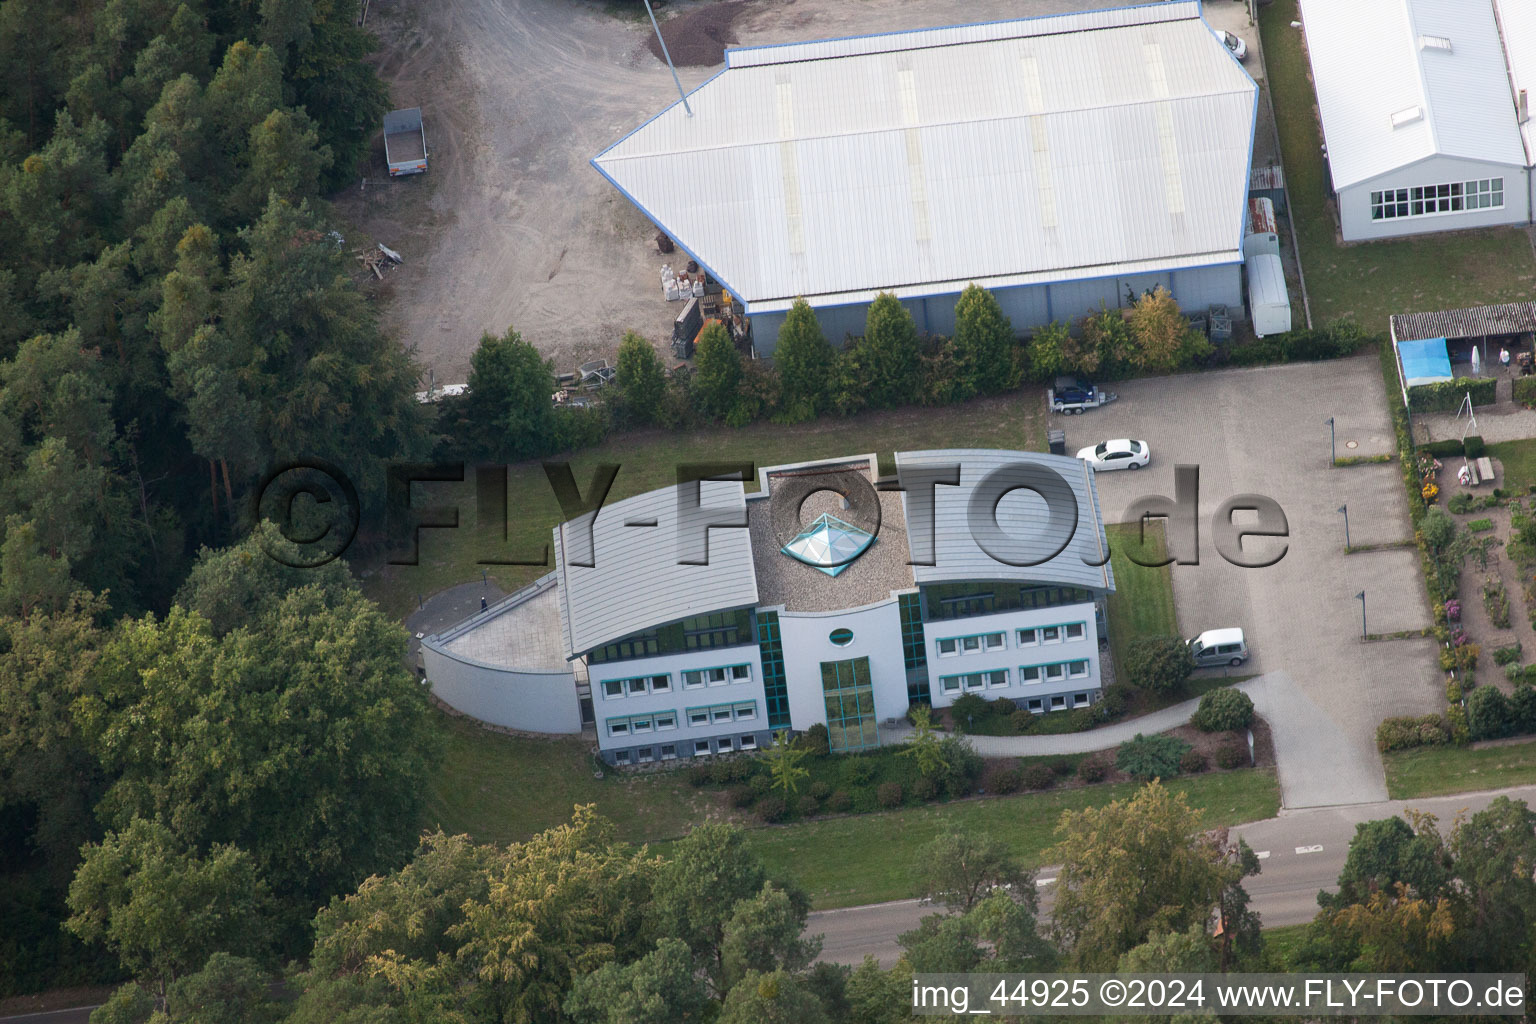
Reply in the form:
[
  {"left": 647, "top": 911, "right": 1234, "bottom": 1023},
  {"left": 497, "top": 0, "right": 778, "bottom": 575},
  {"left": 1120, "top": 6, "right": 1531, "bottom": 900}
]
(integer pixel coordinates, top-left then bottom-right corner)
[{"left": 1295, "top": 845, "right": 1324, "bottom": 855}]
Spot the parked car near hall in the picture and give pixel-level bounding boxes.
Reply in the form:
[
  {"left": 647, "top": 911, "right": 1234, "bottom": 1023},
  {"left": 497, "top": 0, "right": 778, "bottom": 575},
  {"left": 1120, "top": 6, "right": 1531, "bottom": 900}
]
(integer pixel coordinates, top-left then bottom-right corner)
[
  {"left": 1076, "top": 438, "right": 1150, "bottom": 471},
  {"left": 1216, "top": 29, "right": 1248, "bottom": 61}
]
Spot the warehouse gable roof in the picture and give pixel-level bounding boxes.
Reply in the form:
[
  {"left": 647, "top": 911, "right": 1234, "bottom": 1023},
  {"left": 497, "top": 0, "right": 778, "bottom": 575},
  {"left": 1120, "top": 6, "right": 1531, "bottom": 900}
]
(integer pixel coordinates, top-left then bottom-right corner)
[
  {"left": 593, "top": 1, "right": 1256, "bottom": 312},
  {"left": 1494, "top": 0, "right": 1536, "bottom": 166},
  {"left": 1298, "top": 0, "right": 1527, "bottom": 190}
]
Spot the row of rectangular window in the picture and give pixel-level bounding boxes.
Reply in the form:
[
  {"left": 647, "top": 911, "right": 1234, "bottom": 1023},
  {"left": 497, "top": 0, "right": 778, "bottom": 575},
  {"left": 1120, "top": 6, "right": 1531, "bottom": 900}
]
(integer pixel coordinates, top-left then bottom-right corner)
[
  {"left": 600, "top": 663, "right": 752, "bottom": 700},
  {"left": 607, "top": 700, "right": 758, "bottom": 737},
  {"left": 937, "top": 659, "right": 1092, "bottom": 694},
  {"left": 935, "top": 622, "right": 1085, "bottom": 657},
  {"left": 611, "top": 734, "right": 760, "bottom": 765},
  {"left": 1024, "top": 692, "right": 1093, "bottom": 712},
  {"left": 1370, "top": 178, "right": 1503, "bottom": 221}
]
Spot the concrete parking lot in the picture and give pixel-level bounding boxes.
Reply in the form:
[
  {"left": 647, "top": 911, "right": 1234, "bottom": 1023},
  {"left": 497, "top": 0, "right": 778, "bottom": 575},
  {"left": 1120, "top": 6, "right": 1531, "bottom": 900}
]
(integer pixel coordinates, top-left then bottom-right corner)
[
  {"left": 344, "top": 0, "right": 1268, "bottom": 383},
  {"left": 1061, "top": 354, "right": 1440, "bottom": 808}
]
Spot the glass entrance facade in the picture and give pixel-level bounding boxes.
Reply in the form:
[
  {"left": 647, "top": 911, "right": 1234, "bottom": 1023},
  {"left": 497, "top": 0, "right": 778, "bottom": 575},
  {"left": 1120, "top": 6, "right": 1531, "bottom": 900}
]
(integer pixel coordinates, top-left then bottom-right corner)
[{"left": 821, "top": 656, "right": 877, "bottom": 752}]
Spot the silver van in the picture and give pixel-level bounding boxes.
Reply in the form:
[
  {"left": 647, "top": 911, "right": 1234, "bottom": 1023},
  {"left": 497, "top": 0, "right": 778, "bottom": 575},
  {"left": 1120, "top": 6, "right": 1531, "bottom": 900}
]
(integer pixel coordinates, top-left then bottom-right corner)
[{"left": 1188, "top": 628, "right": 1249, "bottom": 668}]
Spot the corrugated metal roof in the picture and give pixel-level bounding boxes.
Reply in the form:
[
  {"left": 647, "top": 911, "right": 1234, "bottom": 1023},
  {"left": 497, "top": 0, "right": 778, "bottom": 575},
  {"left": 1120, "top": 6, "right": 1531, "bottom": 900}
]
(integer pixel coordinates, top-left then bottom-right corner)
[
  {"left": 554, "top": 479, "right": 758, "bottom": 657},
  {"left": 1494, "top": 0, "right": 1536, "bottom": 166},
  {"left": 1249, "top": 165, "right": 1285, "bottom": 191},
  {"left": 1390, "top": 301, "right": 1536, "bottom": 341},
  {"left": 1299, "top": 0, "right": 1527, "bottom": 190},
  {"left": 896, "top": 449, "right": 1114, "bottom": 593},
  {"left": 593, "top": 2, "right": 1255, "bottom": 310}
]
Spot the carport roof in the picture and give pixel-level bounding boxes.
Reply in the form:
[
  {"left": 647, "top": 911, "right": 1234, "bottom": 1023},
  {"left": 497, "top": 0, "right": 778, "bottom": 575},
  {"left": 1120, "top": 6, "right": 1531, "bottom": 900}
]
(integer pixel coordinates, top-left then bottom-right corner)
[
  {"left": 592, "top": 1, "right": 1256, "bottom": 314},
  {"left": 1391, "top": 302, "right": 1536, "bottom": 341}
]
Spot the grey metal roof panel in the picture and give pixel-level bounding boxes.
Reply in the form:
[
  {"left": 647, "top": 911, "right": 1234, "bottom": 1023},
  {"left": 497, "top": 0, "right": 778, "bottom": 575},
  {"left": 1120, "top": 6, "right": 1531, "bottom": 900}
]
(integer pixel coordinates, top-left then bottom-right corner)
[
  {"left": 895, "top": 449, "right": 1114, "bottom": 593},
  {"left": 594, "top": 4, "right": 1256, "bottom": 309},
  {"left": 1390, "top": 301, "right": 1536, "bottom": 341},
  {"left": 555, "top": 479, "right": 759, "bottom": 657}
]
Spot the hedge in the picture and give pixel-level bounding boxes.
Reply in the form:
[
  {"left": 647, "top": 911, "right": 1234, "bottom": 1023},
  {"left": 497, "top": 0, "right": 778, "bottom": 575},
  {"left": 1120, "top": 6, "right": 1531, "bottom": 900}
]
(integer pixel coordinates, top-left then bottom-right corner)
[
  {"left": 1407, "top": 376, "right": 1497, "bottom": 413},
  {"left": 1516, "top": 376, "right": 1536, "bottom": 409},
  {"left": 1223, "top": 321, "right": 1373, "bottom": 367},
  {"left": 1376, "top": 713, "right": 1453, "bottom": 752},
  {"left": 1418, "top": 439, "right": 1466, "bottom": 458}
]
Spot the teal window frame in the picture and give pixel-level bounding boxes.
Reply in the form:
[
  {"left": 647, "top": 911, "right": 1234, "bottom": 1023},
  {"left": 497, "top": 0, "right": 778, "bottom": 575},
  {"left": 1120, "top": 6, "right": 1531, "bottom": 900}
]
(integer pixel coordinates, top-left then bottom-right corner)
[
  {"left": 1017, "top": 621, "right": 1087, "bottom": 646},
  {"left": 681, "top": 661, "right": 753, "bottom": 690},
  {"left": 935, "top": 630, "right": 1007, "bottom": 656},
  {"left": 820, "top": 657, "right": 877, "bottom": 753},
  {"left": 1018, "top": 659, "right": 1092, "bottom": 684},
  {"left": 758, "top": 611, "right": 790, "bottom": 729},
  {"left": 937, "top": 669, "right": 1008, "bottom": 694},
  {"left": 684, "top": 700, "right": 758, "bottom": 726}
]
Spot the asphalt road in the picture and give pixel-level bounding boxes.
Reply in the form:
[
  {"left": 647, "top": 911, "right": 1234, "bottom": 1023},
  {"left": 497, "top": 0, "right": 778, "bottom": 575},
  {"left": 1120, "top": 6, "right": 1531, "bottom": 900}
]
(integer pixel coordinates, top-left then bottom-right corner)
[{"left": 808, "top": 784, "right": 1536, "bottom": 967}]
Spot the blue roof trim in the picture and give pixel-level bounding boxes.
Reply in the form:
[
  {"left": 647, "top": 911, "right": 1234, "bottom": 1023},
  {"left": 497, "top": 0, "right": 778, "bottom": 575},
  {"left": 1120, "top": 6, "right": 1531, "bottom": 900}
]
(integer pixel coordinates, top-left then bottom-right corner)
[{"left": 723, "top": 0, "right": 1197, "bottom": 66}]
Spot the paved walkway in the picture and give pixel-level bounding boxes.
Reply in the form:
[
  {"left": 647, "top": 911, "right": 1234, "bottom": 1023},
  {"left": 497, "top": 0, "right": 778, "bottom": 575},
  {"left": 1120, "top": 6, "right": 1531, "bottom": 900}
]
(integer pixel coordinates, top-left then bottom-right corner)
[{"left": 883, "top": 692, "right": 1212, "bottom": 755}]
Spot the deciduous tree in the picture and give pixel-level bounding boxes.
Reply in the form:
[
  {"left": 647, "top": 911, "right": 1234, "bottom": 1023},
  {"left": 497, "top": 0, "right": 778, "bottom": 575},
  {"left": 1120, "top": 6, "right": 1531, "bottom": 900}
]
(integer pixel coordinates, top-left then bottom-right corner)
[
  {"left": 1049, "top": 781, "right": 1240, "bottom": 968},
  {"left": 913, "top": 830, "right": 1031, "bottom": 913}
]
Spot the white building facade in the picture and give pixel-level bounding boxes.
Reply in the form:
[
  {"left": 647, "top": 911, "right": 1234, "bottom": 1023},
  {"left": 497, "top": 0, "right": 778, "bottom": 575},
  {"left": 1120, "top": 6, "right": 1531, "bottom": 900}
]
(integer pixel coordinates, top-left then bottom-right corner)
[
  {"left": 1299, "top": 0, "right": 1535, "bottom": 242},
  {"left": 422, "top": 450, "right": 1116, "bottom": 764}
]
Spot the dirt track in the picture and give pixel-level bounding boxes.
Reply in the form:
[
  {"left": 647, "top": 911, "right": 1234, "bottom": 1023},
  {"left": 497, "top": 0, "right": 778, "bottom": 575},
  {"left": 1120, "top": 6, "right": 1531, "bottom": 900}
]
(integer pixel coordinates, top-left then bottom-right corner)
[{"left": 336, "top": 0, "right": 1168, "bottom": 384}]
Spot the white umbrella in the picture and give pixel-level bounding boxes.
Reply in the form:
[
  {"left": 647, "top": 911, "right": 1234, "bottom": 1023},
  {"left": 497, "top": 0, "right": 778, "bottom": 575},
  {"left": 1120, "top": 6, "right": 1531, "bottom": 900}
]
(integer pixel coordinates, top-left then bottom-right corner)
[{"left": 1471, "top": 345, "right": 1482, "bottom": 375}]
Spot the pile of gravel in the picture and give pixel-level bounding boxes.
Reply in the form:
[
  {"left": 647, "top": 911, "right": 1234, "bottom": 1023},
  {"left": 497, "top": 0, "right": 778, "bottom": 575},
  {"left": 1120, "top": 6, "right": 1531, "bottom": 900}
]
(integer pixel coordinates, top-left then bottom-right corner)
[{"left": 646, "top": 1, "right": 747, "bottom": 67}]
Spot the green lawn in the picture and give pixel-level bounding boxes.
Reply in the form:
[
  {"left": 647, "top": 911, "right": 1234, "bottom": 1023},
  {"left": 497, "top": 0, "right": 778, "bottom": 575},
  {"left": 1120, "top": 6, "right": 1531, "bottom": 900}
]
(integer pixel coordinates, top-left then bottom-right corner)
[
  {"left": 1385, "top": 739, "right": 1536, "bottom": 799},
  {"left": 1487, "top": 441, "right": 1536, "bottom": 496},
  {"left": 1259, "top": 0, "right": 1536, "bottom": 329},
  {"left": 727, "top": 769, "right": 1280, "bottom": 909},
  {"left": 422, "top": 713, "right": 728, "bottom": 845},
  {"left": 361, "top": 395, "right": 1046, "bottom": 619},
  {"left": 1262, "top": 923, "right": 1313, "bottom": 969},
  {"left": 1105, "top": 520, "right": 1180, "bottom": 665}
]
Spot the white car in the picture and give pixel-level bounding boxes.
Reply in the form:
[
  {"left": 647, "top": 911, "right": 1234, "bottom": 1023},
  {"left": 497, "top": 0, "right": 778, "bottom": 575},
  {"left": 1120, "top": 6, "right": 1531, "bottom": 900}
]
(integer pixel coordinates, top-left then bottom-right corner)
[
  {"left": 1217, "top": 29, "right": 1248, "bottom": 61},
  {"left": 1076, "top": 438, "right": 1150, "bottom": 471}
]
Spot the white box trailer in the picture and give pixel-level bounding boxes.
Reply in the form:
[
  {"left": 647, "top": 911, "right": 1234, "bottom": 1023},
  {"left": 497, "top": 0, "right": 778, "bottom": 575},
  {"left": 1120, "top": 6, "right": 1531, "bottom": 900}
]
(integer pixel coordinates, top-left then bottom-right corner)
[{"left": 1245, "top": 253, "right": 1291, "bottom": 338}]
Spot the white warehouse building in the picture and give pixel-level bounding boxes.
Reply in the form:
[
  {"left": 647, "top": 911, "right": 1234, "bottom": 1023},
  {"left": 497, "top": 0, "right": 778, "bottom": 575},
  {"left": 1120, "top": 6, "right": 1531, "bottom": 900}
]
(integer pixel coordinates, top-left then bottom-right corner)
[
  {"left": 592, "top": 1, "right": 1258, "bottom": 356},
  {"left": 420, "top": 451, "right": 1115, "bottom": 765},
  {"left": 1298, "top": 0, "right": 1536, "bottom": 242}
]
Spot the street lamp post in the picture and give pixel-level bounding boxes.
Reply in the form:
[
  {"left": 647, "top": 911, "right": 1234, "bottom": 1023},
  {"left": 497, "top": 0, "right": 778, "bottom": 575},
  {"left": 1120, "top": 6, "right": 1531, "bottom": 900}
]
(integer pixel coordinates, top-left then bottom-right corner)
[
  {"left": 1338, "top": 504, "right": 1350, "bottom": 550},
  {"left": 1356, "top": 590, "right": 1367, "bottom": 639},
  {"left": 1326, "top": 417, "right": 1336, "bottom": 466}
]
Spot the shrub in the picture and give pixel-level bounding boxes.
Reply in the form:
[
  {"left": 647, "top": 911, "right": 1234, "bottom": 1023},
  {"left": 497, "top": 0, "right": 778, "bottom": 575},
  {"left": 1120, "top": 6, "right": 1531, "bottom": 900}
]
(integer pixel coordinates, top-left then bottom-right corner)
[
  {"left": 1191, "top": 687, "right": 1255, "bottom": 733},
  {"left": 1078, "top": 757, "right": 1109, "bottom": 783},
  {"left": 1048, "top": 756, "right": 1077, "bottom": 777},
  {"left": 844, "top": 759, "right": 876, "bottom": 786},
  {"left": 1115, "top": 733, "right": 1191, "bottom": 781},
  {"left": 1494, "top": 643, "right": 1523, "bottom": 667},
  {"left": 1468, "top": 518, "right": 1495, "bottom": 533},
  {"left": 1126, "top": 636, "right": 1194, "bottom": 693},
  {"left": 708, "top": 758, "right": 754, "bottom": 785},
  {"left": 1422, "top": 439, "right": 1468, "bottom": 459},
  {"left": 911, "top": 775, "right": 940, "bottom": 802},
  {"left": 1513, "top": 686, "right": 1536, "bottom": 735},
  {"left": 1215, "top": 743, "right": 1249, "bottom": 769},
  {"left": 989, "top": 696, "right": 1017, "bottom": 715},
  {"left": 1516, "top": 375, "right": 1536, "bottom": 409},
  {"left": 827, "top": 789, "right": 853, "bottom": 813},
  {"left": 808, "top": 780, "right": 832, "bottom": 801},
  {"left": 1376, "top": 713, "right": 1452, "bottom": 752},
  {"left": 1408, "top": 377, "right": 1496, "bottom": 413},
  {"left": 1464, "top": 435, "right": 1486, "bottom": 459},
  {"left": 1097, "top": 685, "right": 1131, "bottom": 717},
  {"left": 749, "top": 773, "right": 773, "bottom": 797},
  {"left": 1020, "top": 764, "right": 1055, "bottom": 790},
  {"left": 795, "top": 794, "right": 819, "bottom": 818},
  {"left": 988, "top": 766, "right": 1022, "bottom": 794},
  {"left": 728, "top": 785, "right": 756, "bottom": 809},
  {"left": 877, "top": 781, "right": 904, "bottom": 808},
  {"left": 1447, "top": 492, "right": 1475, "bottom": 514},
  {"left": 801, "top": 723, "right": 830, "bottom": 756},
  {"left": 756, "top": 796, "right": 788, "bottom": 823},
  {"left": 688, "top": 764, "right": 713, "bottom": 787},
  {"left": 950, "top": 692, "right": 992, "bottom": 728},
  {"left": 934, "top": 737, "right": 985, "bottom": 796},
  {"left": 1009, "top": 709, "right": 1039, "bottom": 735},
  {"left": 905, "top": 702, "right": 931, "bottom": 726},
  {"left": 1468, "top": 685, "right": 1515, "bottom": 741},
  {"left": 1179, "top": 749, "right": 1209, "bottom": 774}
]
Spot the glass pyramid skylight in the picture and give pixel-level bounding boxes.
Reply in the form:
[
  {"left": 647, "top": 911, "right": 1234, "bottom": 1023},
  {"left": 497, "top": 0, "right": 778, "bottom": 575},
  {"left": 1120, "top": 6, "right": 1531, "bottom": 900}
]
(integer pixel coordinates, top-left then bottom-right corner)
[{"left": 780, "top": 513, "right": 876, "bottom": 577}]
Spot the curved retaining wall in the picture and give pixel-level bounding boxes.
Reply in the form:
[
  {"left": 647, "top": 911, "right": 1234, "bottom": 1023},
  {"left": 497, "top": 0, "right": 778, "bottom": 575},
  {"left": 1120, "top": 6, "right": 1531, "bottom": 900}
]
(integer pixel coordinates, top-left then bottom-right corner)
[{"left": 421, "top": 574, "right": 582, "bottom": 734}]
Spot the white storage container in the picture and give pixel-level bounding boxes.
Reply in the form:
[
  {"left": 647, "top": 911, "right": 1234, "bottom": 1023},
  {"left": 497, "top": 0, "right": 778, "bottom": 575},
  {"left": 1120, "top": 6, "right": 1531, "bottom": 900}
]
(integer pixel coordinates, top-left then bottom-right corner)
[{"left": 1245, "top": 253, "right": 1291, "bottom": 337}]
